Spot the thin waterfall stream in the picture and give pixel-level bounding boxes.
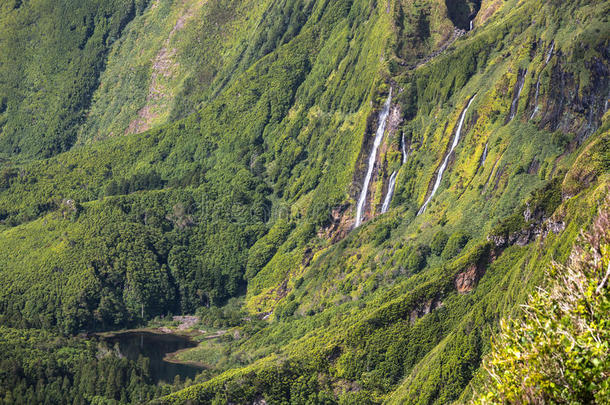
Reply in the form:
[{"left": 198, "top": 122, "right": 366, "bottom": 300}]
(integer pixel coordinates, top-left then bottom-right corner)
[
  {"left": 509, "top": 70, "right": 526, "bottom": 121},
  {"left": 354, "top": 89, "right": 392, "bottom": 227},
  {"left": 530, "top": 77, "right": 541, "bottom": 120},
  {"left": 530, "top": 78, "right": 540, "bottom": 120},
  {"left": 379, "top": 132, "right": 408, "bottom": 216},
  {"left": 546, "top": 41, "right": 555, "bottom": 64},
  {"left": 417, "top": 95, "right": 476, "bottom": 216},
  {"left": 481, "top": 142, "right": 488, "bottom": 166},
  {"left": 531, "top": 41, "right": 555, "bottom": 120},
  {"left": 381, "top": 171, "right": 398, "bottom": 214}
]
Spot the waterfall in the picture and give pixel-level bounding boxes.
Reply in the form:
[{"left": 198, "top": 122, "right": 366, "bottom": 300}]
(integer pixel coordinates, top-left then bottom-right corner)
[
  {"left": 546, "top": 41, "right": 554, "bottom": 64},
  {"left": 381, "top": 134, "right": 408, "bottom": 216},
  {"left": 530, "top": 77, "right": 541, "bottom": 120},
  {"left": 417, "top": 95, "right": 476, "bottom": 216},
  {"left": 355, "top": 89, "right": 393, "bottom": 227},
  {"left": 481, "top": 142, "right": 488, "bottom": 166},
  {"left": 381, "top": 171, "right": 398, "bottom": 214},
  {"left": 401, "top": 133, "right": 408, "bottom": 164},
  {"left": 509, "top": 70, "right": 526, "bottom": 121},
  {"left": 530, "top": 42, "right": 555, "bottom": 120},
  {"left": 469, "top": 20, "right": 474, "bottom": 31}
]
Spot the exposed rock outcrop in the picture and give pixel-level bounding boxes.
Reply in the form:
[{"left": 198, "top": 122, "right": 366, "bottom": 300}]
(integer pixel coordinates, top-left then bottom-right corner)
[
  {"left": 488, "top": 206, "right": 566, "bottom": 249},
  {"left": 410, "top": 297, "right": 443, "bottom": 324}
]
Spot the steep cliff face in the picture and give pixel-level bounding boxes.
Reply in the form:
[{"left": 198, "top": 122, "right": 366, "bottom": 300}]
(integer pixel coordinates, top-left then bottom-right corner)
[
  {"left": 0, "top": 0, "right": 147, "bottom": 157},
  {"left": 77, "top": 0, "right": 274, "bottom": 143},
  {"left": 475, "top": 0, "right": 503, "bottom": 26},
  {"left": 444, "top": 0, "right": 481, "bottom": 30}
]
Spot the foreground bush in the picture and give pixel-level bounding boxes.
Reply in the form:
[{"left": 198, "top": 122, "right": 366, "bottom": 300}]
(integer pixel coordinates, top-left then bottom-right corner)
[{"left": 474, "top": 200, "right": 610, "bottom": 404}]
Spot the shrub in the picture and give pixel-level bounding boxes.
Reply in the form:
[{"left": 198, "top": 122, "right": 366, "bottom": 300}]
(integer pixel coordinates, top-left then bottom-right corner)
[
  {"left": 442, "top": 232, "right": 470, "bottom": 260},
  {"left": 406, "top": 249, "right": 426, "bottom": 273},
  {"left": 431, "top": 230, "right": 449, "bottom": 256},
  {"left": 373, "top": 224, "right": 392, "bottom": 246}
]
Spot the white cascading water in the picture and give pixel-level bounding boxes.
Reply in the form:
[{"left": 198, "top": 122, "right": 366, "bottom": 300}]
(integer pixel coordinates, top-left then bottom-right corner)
[
  {"left": 530, "top": 77, "right": 541, "bottom": 119},
  {"left": 531, "top": 42, "right": 555, "bottom": 120},
  {"left": 354, "top": 89, "right": 393, "bottom": 227},
  {"left": 380, "top": 133, "right": 408, "bottom": 217},
  {"left": 509, "top": 70, "right": 526, "bottom": 121},
  {"left": 481, "top": 142, "right": 488, "bottom": 166},
  {"left": 417, "top": 95, "right": 476, "bottom": 216},
  {"left": 381, "top": 171, "right": 398, "bottom": 214},
  {"left": 546, "top": 41, "right": 554, "bottom": 64},
  {"left": 401, "top": 133, "right": 408, "bottom": 164},
  {"left": 469, "top": 20, "right": 474, "bottom": 31}
]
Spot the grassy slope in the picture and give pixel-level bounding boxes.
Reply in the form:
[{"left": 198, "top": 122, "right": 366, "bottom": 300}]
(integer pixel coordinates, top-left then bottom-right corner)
[
  {"left": 76, "top": 0, "right": 275, "bottom": 143},
  {"left": 160, "top": 0, "right": 609, "bottom": 403},
  {"left": 0, "top": 0, "right": 146, "bottom": 158},
  {"left": 0, "top": 0, "right": 398, "bottom": 330}
]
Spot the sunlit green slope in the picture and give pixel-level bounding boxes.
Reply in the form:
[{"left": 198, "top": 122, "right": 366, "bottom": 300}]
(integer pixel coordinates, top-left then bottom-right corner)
[{"left": 0, "top": 0, "right": 147, "bottom": 157}]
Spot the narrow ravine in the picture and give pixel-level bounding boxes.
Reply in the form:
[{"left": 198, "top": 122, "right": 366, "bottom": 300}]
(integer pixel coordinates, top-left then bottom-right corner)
[
  {"left": 355, "top": 89, "right": 393, "bottom": 227},
  {"left": 418, "top": 95, "right": 476, "bottom": 216},
  {"left": 482, "top": 157, "right": 501, "bottom": 194},
  {"left": 381, "top": 171, "right": 398, "bottom": 214}
]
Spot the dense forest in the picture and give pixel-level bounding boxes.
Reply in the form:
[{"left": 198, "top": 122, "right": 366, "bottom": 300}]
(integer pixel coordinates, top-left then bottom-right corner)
[{"left": 0, "top": 0, "right": 608, "bottom": 404}]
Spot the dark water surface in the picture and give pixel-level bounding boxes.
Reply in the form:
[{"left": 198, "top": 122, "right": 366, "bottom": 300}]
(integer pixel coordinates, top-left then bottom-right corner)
[{"left": 101, "top": 331, "right": 202, "bottom": 383}]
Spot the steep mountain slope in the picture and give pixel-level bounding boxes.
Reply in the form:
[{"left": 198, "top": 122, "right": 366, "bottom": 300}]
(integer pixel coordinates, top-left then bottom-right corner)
[
  {"left": 0, "top": 0, "right": 608, "bottom": 404},
  {"left": 0, "top": 0, "right": 147, "bottom": 157}
]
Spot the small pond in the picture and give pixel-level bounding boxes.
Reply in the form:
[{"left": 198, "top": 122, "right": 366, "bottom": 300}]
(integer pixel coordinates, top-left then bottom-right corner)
[{"left": 100, "top": 331, "right": 203, "bottom": 384}]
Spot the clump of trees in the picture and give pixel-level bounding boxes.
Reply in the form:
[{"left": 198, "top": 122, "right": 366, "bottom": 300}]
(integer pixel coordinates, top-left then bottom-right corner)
[
  {"left": 105, "top": 171, "right": 164, "bottom": 196},
  {"left": 0, "top": 326, "right": 188, "bottom": 405},
  {"left": 431, "top": 230, "right": 449, "bottom": 256},
  {"left": 442, "top": 231, "right": 470, "bottom": 260}
]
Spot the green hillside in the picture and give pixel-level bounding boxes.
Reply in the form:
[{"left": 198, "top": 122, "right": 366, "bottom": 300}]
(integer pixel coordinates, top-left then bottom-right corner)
[{"left": 0, "top": 0, "right": 608, "bottom": 403}]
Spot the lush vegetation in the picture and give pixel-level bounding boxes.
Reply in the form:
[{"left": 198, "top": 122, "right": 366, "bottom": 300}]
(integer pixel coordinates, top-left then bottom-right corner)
[
  {"left": 0, "top": 0, "right": 608, "bottom": 403},
  {"left": 0, "top": 327, "right": 189, "bottom": 404},
  {"left": 474, "top": 201, "right": 610, "bottom": 404},
  {"left": 0, "top": 0, "right": 149, "bottom": 157}
]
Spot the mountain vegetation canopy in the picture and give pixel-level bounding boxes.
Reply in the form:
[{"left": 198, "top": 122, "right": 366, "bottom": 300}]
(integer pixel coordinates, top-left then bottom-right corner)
[{"left": 0, "top": 0, "right": 608, "bottom": 404}]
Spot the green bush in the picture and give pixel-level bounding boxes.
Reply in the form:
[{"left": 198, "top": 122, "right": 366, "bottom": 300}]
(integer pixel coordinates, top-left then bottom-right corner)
[
  {"left": 474, "top": 205, "right": 610, "bottom": 404},
  {"left": 406, "top": 249, "right": 426, "bottom": 273},
  {"left": 442, "top": 232, "right": 470, "bottom": 260},
  {"left": 373, "top": 224, "right": 392, "bottom": 246},
  {"left": 431, "top": 230, "right": 449, "bottom": 256}
]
